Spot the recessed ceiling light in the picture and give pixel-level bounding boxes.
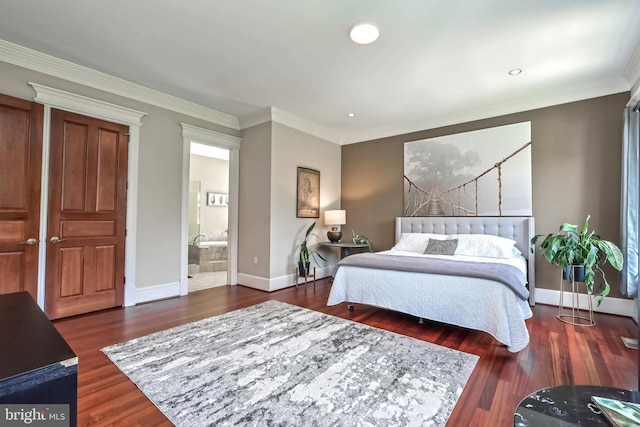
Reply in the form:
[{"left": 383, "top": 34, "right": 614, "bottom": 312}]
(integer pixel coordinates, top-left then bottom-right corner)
[
  {"left": 347, "top": 113, "right": 356, "bottom": 118},
  {"left": 349, "top": 23, "right": 379, "bottom": 44},
  {"left": 508, "top": 69, "right": 523, "bottom": 75}
]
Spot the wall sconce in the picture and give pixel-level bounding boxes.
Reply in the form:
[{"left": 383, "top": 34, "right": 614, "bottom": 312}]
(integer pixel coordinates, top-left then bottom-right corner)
[{"left": 324, "top": 210, "right": 346, "bottom": 243}]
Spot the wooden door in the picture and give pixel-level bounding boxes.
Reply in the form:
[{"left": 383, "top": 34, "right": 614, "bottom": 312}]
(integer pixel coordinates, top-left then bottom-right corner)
[
  {"left": 45, "top": 109, "right": 128, "bottom": 319},
  {"left": 0, "top": 94, "right": 43, "bottom": 299}
]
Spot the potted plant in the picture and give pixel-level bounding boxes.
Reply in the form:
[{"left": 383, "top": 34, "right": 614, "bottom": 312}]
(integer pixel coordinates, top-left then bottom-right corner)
[
  {"left": 352, "top": 230, "right": 373, "bottom": 252},
  {"left": 530, "top": 215, "right": 624, "bottom": 306},
  {"left": 297, "top": 222, "right": 326, "bottom": 276}
]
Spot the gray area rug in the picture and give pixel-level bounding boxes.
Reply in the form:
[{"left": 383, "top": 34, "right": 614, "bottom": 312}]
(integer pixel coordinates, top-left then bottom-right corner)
[{"left": 102, "top": 301, "right": 478, "bottom": 426}]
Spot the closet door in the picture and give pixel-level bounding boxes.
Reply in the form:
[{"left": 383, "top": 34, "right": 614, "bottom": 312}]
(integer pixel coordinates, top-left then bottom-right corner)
[
  {"left": 0, "top": 94, "right": 43, "bottom": 299},
  {"left": 45, "top": 109, "right": 128, "bottom": 319}
]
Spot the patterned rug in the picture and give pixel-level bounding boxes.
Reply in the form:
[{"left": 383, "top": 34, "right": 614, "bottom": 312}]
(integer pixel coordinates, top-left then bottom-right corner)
[{"left": 102, "top": 301, "right": 478, "bottom": 426}]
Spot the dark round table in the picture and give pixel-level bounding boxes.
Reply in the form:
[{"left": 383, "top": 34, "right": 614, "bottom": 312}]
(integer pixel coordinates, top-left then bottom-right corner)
[{"left": 514, "top": 385, "right": 640, "bottom": 426}]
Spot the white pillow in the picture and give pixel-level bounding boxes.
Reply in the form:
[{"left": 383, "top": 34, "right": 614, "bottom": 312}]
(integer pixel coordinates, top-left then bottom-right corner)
[
  {"left": 391, "top": 233, "right": 447, "bottom": 253},
  {"left": 454, "top": 234, "right": 517, "bottom": 258},
  {"left": 511, "top": 245, "right": 524, "bottom": 258}
]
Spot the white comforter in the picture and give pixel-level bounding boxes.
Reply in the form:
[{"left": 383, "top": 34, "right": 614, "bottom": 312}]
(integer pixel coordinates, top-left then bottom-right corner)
[{"left": 327, "top": 250, "right": 533, "bottom": 352}]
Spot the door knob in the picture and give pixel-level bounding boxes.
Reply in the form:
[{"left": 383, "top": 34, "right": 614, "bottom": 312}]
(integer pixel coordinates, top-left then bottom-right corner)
[
  {"left": 19, "top": 238, "right": 37, "bottom": 245},
  {"left": 50, "top": 236, "right": 66, "bottom": 243}
]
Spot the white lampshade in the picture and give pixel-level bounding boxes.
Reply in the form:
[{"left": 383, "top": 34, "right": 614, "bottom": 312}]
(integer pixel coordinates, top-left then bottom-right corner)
[{"left": 324, "top": 210, "right": 346, "bottom": 226}]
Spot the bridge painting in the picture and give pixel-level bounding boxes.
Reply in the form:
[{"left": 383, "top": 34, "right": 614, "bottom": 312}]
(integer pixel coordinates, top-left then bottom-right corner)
[{"left": 404, "top": 122, "right": 532, "bottom": 217}]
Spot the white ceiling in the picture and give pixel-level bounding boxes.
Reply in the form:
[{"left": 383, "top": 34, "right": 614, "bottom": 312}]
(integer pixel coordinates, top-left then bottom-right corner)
[{"left": 0, "top": 0, "right": 639, "bottom": 144}]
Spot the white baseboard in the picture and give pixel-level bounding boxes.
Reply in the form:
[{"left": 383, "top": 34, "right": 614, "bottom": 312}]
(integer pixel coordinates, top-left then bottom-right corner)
[
  {"left": 237, "top": 273, "right": 271, "bottom": 291},
  {"left": 238, "top": 266, "right": 333, "bottom": 292},
  {"left": 535, "top": 288, "right": 636, "bottom": 318},
  {"left": 132, "top": 267, "right": 333, "bottom": 305},
  {"left": 269, "top": 266, "right": 333, "bottom": 291},
  {"left": 135, "top": 281, "right": 180, "bottom": 304}
]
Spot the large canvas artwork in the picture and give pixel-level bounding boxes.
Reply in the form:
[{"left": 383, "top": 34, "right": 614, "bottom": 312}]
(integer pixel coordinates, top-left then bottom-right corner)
[{"left": 404, "top": 122, "right": 532, "bottom": 216}]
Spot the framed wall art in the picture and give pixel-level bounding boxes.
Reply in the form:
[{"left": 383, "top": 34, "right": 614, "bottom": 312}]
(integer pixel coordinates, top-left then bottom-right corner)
[
  {"left": 207, "top": 192, "right": 229, "bottom": 206},
  {"left": 296, "top": 167, "right": 320, "bottom": 218}
]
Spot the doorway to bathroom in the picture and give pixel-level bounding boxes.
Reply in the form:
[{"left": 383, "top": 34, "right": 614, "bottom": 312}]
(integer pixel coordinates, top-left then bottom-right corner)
[{"left": 187, "top": 142, "right": 230, "bottom": 292}]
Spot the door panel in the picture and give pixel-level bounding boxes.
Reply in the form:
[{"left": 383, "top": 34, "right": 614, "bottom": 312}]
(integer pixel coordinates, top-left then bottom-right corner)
[
  {"left": 46, "top": 109, "right": 128, "bottom": 319},
  {"left": 59, "top": 247, "right": 83, "bottom": 297},
  {"left": 0, "top": 252, "right": 25, "bottom": 294},
  {"left": 60, "top": 121, "right": 88, "bottom": 212},
  {"left": 0, "top": 221, "right": 25, "bottom": 239},
  {"left": 0, "top": 94, "right": 43, "bottom": 299},
  {"left": 96, "top": 129, "right": 119, "bottom": 211},
  {"left": 61, "top": 221, "right": 115, "bottom": 238},
  {"left": 95, "top": 245, "right": 116, "bottom": 292}
]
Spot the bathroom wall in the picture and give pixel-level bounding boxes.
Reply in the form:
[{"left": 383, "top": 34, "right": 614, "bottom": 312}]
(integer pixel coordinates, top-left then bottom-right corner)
[{"left": 189, "top": 154, "right": 230, "bottom": 240}]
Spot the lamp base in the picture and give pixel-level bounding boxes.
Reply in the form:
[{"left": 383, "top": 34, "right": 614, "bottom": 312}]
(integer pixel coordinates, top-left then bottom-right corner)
[{"left": 327, "top": 229, "right": 342, "bottom": 243}]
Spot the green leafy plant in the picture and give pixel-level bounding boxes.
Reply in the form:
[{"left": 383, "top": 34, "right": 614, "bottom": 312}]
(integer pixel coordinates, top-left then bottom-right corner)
[
  {"left": 352, "top": 230, "right": 372, "bottom": 252},
  {"left": 298, "top": 222, "right": 326, "bottom": 267},
  {"left": 530, "top": 215, "right": 624, "bottom": 305}
]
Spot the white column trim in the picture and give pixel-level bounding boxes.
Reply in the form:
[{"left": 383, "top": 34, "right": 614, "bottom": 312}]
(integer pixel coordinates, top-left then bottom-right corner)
[
  {"left": 227, "top": 148, "right": 240, "bottom": 286},
  {"left": 180, "top": 123, "right": 241, "bottom": 294},
  {"left": 29, "top": 83, "right": 147, "bottom": 308},
  {"left": 36, "top": 106, "right": 52, "bottom": 310}
]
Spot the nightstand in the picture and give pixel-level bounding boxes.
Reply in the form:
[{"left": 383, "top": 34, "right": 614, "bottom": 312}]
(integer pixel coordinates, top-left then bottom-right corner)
[{"left": 319, "top": 241, "right": 369, "bottom": 259}]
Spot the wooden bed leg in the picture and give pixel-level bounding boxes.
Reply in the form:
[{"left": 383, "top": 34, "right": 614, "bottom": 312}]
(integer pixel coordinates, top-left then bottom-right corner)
[
  {"left": 348, "top": 304, "right": 354, "bottom": 311},
  {"left": 418, "top": 317, "right": 424, "bottom": 324}
]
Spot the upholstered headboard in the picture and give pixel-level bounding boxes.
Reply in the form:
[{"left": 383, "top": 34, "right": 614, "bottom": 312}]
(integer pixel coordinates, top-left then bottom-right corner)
[{"left": 395, "top": 216, "right": 536, "bottom": 305}]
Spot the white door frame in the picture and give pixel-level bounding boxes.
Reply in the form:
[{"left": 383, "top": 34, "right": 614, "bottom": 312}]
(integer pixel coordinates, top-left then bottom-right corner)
[
  {"left": 29, "top": 83, "right": 147, "bottom": 308},
  {"left": 180, "top": 124, "right": 241, "bottom": 294}
]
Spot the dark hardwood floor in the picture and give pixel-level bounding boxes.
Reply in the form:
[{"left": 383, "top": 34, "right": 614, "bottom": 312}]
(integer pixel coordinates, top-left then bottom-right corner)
[{"left": 52, "top": 279, "right": 638, "bottom": 426}]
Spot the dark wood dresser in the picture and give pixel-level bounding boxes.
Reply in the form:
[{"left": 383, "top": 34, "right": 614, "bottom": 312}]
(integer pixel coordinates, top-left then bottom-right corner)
[{"left": 0, "top": 291, "right": 77, "bottom": 426}]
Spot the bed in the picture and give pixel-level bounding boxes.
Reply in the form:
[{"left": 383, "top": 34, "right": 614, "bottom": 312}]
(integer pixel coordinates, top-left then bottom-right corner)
[{"left": 327, "top": 216, "right": 535, "bottom": 352}]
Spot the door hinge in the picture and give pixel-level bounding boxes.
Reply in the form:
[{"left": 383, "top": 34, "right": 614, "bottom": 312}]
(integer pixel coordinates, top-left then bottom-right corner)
[
  {"left": 125, "top": 228, "right": 127, "bottom": 237},
  {"left": 124, "top": 132, "right": 130, "bottom": 141},
  {"left": 123, "top": 276, "right": 126, "bottom": 284}
]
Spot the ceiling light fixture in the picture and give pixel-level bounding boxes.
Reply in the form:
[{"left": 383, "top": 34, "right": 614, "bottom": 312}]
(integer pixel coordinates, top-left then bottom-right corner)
[
  {"left": 349, "top": 23, "right": 379, "bottom": 44},
  {"left": 508, "top": 69, "right": 523, "bottom": 75},
  {"left": 347, "top": 113, "right": 356, "bottom": 118}
]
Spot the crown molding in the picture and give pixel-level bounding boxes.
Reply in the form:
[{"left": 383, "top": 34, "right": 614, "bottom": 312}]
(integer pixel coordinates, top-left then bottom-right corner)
[
  {"left": 239, "top": 106, "right": 342, "bottom": 145},
  {"left": 623, "top": 43, "right": 640, "bottom": 107},
  {"left": 341, "top": 77, "right": 631, "bottom": 144},
  {"left": 0, "top": 39, "right": 240, "bottom": 130},
  {"left": 238, "top": 107, "right": 273, "bottom": 130},
  {"left": 270, "top": 107, "right": 342, "bottom": 144},
  {"left": 623, "top": 43, "right": 640, "bottom": 91}
]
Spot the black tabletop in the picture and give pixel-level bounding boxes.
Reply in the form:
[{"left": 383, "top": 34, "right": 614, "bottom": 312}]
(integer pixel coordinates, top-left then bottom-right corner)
[
  {"left": 514, "top": 385, "right": 640, "bottom": 426},
  {"left": 0, "top": 292, "right": 77, "bottom": 380}
]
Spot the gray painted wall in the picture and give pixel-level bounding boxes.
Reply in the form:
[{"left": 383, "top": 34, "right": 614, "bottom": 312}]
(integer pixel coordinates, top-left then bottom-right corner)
[
  {"left": 238, "top": 122, "right": 272, "bottom": 279},
  {"left": 342, "top": 92, "right": 629, "bottom": 298},
  {"left": 2, "top": 59, "right": 629, "bottom": 302},
  {"left": 271, "top": 123, "right": 342, "bottom": 278},
  {"left": 0, "top": 61, "right": 238, "bottom": 290},
  {"left": 238, "top": 122, "right": 342, "bottom": 289}
]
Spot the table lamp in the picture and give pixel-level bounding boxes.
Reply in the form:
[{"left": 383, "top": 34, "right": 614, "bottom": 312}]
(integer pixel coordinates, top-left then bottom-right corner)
[{"left": 324, "top": 210, "right": 346, "bottom": 243}]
